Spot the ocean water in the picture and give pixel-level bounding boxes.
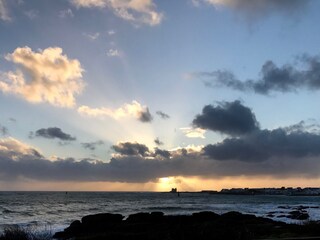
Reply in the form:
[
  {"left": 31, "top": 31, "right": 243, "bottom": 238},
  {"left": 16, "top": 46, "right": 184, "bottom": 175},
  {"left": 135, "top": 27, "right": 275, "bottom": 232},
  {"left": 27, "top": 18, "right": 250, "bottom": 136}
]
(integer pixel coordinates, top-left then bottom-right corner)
[{"left": 1, "top": 192, "right": 320, "bottom": 234}]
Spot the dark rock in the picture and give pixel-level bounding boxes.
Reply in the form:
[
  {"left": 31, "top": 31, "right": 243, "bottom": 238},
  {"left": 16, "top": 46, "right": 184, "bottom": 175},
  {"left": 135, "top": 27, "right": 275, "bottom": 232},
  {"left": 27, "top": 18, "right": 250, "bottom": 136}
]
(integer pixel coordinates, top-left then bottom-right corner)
[
  {"left": 65, "top": 220, "right": 82, "bottom": 232},
  {"left": 192, "top": 211, "right": 220, "bottom": 221},
  {"left": 151, "top": 211, "right": 164, "bottom": 217},
  {"left": 70, "top": 220, "right": 81, "bottom": 227},
  {"left": 220, "top": 211, "right": 257, "bottom": 222},
  {"left": 288, "top": 210, "right": 309, "bottom": 220},
  {"left": 126, "top": 212, "right": 152, "bottom": 222},
  {"left": 150, "top": 211, "right": 165, "bottom": 222},
  {"left": 295, "top": 205, "right": 309, "bottom": 210},
  {"left": 52, "top": 211, "right": 320, "bottom": 240},
  {"left": 81, "top": 213, "right": 124, "bottom": 226},
  {"left": 289, "top": 210, "right": 301, "bottom": 215}
]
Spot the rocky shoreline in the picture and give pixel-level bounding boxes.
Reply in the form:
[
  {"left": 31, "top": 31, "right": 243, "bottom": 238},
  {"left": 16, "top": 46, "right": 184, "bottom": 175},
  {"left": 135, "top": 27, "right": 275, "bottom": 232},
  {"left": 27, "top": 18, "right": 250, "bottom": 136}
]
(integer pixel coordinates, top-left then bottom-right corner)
[{"left": 53, "top": 211, "right": 320, "bottom": 240}]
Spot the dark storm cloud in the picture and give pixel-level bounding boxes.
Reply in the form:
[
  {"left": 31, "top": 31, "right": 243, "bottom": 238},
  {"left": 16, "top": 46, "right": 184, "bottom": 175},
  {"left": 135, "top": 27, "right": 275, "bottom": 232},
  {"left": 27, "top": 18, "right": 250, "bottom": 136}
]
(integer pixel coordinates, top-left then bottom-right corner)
[
  {"left": 138, "top": 108, "right": 153, "bottom": 123},
  {"left": 2, "top": 138, "right": 320, "bottom": 183},
  {"left": 33, "top": 127, "right": 76, "bottom": 141},
  {"left": 156, "top": 111, "right": 170, "bottom": 119},
  {"left": 203, "top": 128, "right": 320, "bottom": 162},
  {"left": 154, "top": 148, "right": 171, "bottom": 159},
  {"left": 154, "top": 138, "right": 163, "bottom": 146},
  {"left": 283, "top": 120, "right": 320, "bottom": 134},
  {"left": 193, "top": 101, "right": 259, "bottom": 135},
  {"left": 194, "top": 55, "right": 320, "bottom": 94},
  {"left": 81, "top": 140, "right": 104, "bottom": 151},
  {"left": 112, "top": 142, "right": 150, "bottom": 157},
  {"left": 3, "top": 132, "right": 320, "bottom": 183}
]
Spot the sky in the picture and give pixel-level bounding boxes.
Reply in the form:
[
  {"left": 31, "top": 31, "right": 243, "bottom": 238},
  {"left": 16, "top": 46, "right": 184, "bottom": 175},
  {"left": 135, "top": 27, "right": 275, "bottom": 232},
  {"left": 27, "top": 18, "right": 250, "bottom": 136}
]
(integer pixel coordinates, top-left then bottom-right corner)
[{"left": 1, "top": 0, "right": 320, "bottom": 191}]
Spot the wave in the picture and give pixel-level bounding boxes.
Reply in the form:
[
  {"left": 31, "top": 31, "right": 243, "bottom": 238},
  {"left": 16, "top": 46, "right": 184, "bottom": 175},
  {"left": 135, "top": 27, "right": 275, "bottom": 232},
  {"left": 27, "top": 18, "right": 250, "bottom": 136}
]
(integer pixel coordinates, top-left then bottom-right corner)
[
  {"left": 145, "top": 206, "right": 202, "bottom": 211},
  {"left": 2, "top": 208, "right": 16, "bottom": 214}
]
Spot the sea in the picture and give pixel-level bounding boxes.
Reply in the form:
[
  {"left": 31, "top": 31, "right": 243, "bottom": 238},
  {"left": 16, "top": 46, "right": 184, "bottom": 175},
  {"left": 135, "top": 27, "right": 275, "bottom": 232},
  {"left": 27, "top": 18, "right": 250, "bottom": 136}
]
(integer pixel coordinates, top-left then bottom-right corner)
[{"left": 1, "top": 192, "right": 320, "bottom": 234}]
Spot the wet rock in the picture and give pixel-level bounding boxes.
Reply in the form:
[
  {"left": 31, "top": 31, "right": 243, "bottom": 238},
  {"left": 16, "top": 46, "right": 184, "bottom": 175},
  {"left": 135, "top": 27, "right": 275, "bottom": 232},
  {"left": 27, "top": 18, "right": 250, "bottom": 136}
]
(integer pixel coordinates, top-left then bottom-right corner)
[
  {"left": 81, "top": 213, "right": 124, "bottom": 226},
  {"left": 278, "top": 206, "right": 290, "bottom": 209},
  {"left": 288, "top": 210, "right": 309, "bottom": 220},
  {"left": 66, "top": 220, "right": 81, "bottom": 231},
  {"left": 220, "top": 211, "right": 257, "bottom": 222},
  {"left": 295, "top": 205, "right": 309, "bottom": 211},
  {"left": 192, "top": 211, "right": 220, "bottom": 221},
  {"left": 126, "top": 212, "right": 151, "bottom": 222},
  {"left": 52, "top": 211, "right": 319, "bottom": 240}
]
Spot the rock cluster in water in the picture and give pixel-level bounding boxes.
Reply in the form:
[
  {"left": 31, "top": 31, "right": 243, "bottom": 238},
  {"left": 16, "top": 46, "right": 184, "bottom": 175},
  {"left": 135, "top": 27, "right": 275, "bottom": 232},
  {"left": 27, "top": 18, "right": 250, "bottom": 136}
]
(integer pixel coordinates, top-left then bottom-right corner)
[
  {"left": 266, "top": 205, "right": 319, "bottom": 220},
  {"left": 53, "top": 211, "right": 320, "bottom": 240}
]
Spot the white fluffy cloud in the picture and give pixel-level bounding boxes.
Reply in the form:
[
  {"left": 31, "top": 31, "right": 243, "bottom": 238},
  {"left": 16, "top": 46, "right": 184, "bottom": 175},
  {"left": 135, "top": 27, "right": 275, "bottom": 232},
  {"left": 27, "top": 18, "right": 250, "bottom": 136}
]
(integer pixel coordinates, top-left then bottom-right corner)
[
  {"left": 0, "top": 137, "right": 42, "bottom": 161},
  {"left": 0, "top": 0, "right": 10, "bottom": 21},
  {"left": 78, "top": 100, "right": 151, "bottom": 122},
  {"left": 0, "top": 47, "right": 84, "bottom": 108},
  {"left": 71, "top": 0, "right": 163, "bottom": 26},
  {"left": 180, "top": 127, "right": 206, "bottom": 139}
]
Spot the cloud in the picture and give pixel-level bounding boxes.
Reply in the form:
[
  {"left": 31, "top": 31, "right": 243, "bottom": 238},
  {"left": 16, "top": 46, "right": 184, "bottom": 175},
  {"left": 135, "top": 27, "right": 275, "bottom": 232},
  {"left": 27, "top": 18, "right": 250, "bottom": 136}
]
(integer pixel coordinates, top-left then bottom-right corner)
[
  {"left": 283, "top": 120, "right": 320, "bottom": 135},
  {"left": 0, "top": 137, "right": 43, "bottom": 160},
  {"left": 84, "top": 32, "right": 100, "bottom": 40},
  {"left": 180, "top": 127, "right": 206, "bottom": 139},
  {"left": 0, "top": 47, "right": 84, "bottom": 108},
  {"left": 0, "top": 125, "right": 8, "bottom": 136},
  {"left": 203, "top": 127, "right": 320, "bottom": 162},
  {"left": 138, "top": 107, "right": 153, "bottom": 122},
  {"left": 192, "top": 70, "right": 247, "bottom": 91},
  {"left": 154, "top": 137, "right": 163, "bottom": 146},
  {"left": 0, "top": 0, "right": 10, "bottom": 21},
  {"left": 81, "top": 140, "right": 104, "bottom": 150},
  {"left": 32, "top": 127, "right": 76, "bottom": 141},
  {"left": 201, "top": 0, "right": 310, "bottom": 19},
  {"left": 192, "top": 54, "right": 320, "bottom": 95},
  {"left": 71, "top": 0, "right": 106, "bottom": 8},
  {"left": 107, "top": 48, "right": 120, "bottom": 57},
  {"left": 0, "top": 133, "right": 320, "bottom": 182},
  {"left": 112, "top": 141, "right": 150, "bottom": 157},
  {"left": 59, "top": 8, "right": 74, "bottom": 18},
  {"left": 24, "top": 10, "right": 38, "bottom": 19},
  {"left": 78, "top": 101, "right": 153, "bottom": 123},
  {"left": 193, "top": 101, "right": 259, "bottom": 136},
  {"left": 156, "top": 111, "right": 170, "bottom": 119},
  {"left": 8, "top": 118, "right": 16, "bottom": 123},
  {"left": 70, "top": 0, "right": 163, "bottom": 26},
  {"left": 108, "top": 30, "right": 116, "bottom": 35},
  {"left": 154, "top": 148, "right": 171, "bottom": 159},
  {"left": 2, "top": 136, "right": 320, "bottom": 183}
]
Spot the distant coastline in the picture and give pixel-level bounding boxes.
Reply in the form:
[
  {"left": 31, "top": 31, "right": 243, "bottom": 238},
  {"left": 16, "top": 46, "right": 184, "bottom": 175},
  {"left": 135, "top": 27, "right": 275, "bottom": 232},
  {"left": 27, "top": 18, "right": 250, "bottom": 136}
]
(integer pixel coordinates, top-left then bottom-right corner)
[{"left": 200, "top": 187, "right": 320, "bottom": 196}]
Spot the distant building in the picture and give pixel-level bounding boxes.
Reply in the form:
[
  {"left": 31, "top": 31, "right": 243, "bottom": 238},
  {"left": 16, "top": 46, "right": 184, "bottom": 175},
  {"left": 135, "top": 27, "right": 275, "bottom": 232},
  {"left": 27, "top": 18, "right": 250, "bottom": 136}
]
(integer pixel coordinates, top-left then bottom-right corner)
[
  {"left": 214, "top": 187, "right": 320, "bottom": 196},
  {"left": 170, "top": 188, "right": 177, "bottom": 193}
]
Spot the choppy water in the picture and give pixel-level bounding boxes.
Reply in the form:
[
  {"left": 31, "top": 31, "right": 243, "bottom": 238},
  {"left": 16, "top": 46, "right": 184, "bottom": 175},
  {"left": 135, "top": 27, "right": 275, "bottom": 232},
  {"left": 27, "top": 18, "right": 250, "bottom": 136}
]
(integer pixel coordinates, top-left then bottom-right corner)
[{"left": 0, "top": 192, "right": 320, "bottom": 233}]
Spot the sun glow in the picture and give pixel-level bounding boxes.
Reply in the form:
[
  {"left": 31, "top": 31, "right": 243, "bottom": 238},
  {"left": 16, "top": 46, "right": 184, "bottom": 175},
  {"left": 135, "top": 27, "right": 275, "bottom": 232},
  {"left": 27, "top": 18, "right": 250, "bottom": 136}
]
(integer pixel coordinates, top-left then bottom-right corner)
[{"left": 157, "top": 177, "right": 177, "bottom": 192}]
